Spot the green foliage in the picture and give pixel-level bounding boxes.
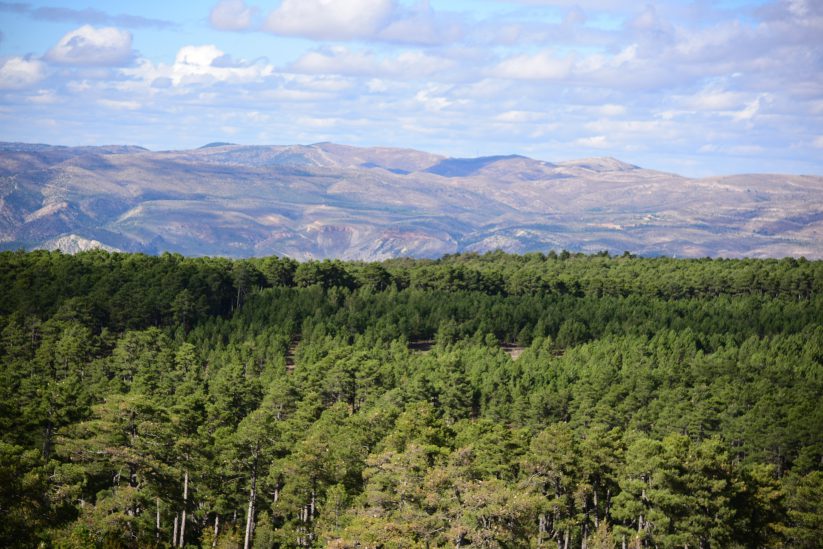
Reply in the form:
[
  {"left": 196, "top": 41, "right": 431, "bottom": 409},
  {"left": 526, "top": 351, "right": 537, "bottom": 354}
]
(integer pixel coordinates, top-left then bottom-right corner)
[{"left": 0, "top": 249, "right": 821, "bottom": 547}]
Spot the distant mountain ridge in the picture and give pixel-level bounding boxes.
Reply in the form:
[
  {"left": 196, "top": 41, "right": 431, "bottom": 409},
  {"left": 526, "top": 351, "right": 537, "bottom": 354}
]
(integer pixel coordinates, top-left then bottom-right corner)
[{"left": 0, "top": 141, "right": 821, "bottom": 259}]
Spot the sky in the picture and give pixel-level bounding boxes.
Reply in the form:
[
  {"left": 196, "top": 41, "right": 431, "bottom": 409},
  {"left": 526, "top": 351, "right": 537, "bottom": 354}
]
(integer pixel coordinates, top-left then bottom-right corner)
[{"left": 0, "top": 0, "right": 821, "bottom": 177}]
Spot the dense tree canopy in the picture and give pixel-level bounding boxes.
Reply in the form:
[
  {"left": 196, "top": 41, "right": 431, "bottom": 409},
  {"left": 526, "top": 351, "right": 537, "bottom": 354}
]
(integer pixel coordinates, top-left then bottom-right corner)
[{"left": 0, "top": 249, "right": 821, "bottom": 547}]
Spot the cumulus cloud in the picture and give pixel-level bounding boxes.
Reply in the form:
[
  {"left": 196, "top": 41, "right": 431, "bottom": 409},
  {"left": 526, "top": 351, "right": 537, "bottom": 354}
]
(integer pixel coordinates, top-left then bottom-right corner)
[
  {"left": 176, "top": 45, "right": 224, "bottom": 67},
  {"left": 208, "top": 0, "right": 462, "bottom": 45},
  {"left": 209, "top": 0, "right": 257, "bottom": 31},
  {"left": 0, "top": 56, "right": 46, "bottom": 89},
  {"left": 123, "top": 44, "right": 275, "bottom": 87},
  {"left": 377, "top": 2, "right": 463, "bottom": 45},
  {"left": 46, "top": 25, "right": 133, "bottom": 66},
  {"left": 264, "top": 0, "right": 395, "bottom": 40}
]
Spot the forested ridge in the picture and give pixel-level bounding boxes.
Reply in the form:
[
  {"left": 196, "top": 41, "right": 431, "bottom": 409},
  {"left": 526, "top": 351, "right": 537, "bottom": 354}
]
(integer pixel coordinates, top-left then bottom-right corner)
[{"left": 1, "top": 249, "right": 821, "bottom": 548}]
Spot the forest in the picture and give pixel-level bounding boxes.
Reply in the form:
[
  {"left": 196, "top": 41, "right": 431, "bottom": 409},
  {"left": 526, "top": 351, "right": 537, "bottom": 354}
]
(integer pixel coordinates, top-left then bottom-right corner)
[{"left": 0, "top": 249, "right": 821, "bottom": 548}]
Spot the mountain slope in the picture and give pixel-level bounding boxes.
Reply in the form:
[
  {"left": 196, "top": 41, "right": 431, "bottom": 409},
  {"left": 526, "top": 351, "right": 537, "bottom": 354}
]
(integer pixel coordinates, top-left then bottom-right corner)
[{"left": 1, "top": 142, "right": 821, "bottom": 259}]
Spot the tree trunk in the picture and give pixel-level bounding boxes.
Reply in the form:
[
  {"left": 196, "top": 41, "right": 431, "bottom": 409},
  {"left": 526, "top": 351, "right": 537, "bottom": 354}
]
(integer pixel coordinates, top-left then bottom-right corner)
[
  {"left": 212, "top": 514, "right": 220, "bottom": 548},
  {"left": 606, "top": 488, "right": 612, "bottom": 517},
  {"left": 244, "top": 466, "right": 257, "bottom": 549},
  {"left": 156, "top": 497, "right": 161, "bottom": 541},
  {"left": 310, "top": 486, "right": 316, "bottom": 522},
  {"left": 538, "top": 513, "right": 547, "bottom": 548},
  {"left": 173, "top": 514, "right": 178, "bottom": 546},
  {"left": 42, "top": 420, "right": 53, "bottom": 460},
  {"left": 179, "top": 469, "right": 189, "bottom": 547},
  {"left": 563, "top": 529, "right": 570, "bottom": 549}
]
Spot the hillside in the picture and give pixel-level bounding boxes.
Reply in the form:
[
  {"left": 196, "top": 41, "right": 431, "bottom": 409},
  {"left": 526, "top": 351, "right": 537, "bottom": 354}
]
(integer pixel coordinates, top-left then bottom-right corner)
[{"left": 1, "top": 141, "right": 821, "bottom": 259}]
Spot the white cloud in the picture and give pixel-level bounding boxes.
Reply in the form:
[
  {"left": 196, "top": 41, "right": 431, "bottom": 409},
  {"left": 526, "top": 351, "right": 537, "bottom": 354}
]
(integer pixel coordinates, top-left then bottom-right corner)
[
  {"left": 0, "top": 57, "right": 47, "bottom": 89},
  {"left": 574, "top": 135, "right": 610, "bottom": 148},
  {"left": 98, "top": 98, "right": 141, "bottom": 110},
  {"left": 493, "top": 51, "right": 574, "bottom": 80},
  {"left": 366, "top": 79, "right": 389, "bottom": 93},
  {"left": 26, "top": 90, "right": 60, "bottom": 104},
  {"left": 585, "top": 119, "right": 666, "bottom": 136},
  {"left": 494, "top": 110, "right": 544, "bottom": 123},
  {"left": 593, "top": 104, "right": 627, "bottom": 117},
  {"left": 46, "top": 25, "right": 133, "bottom": 66},
  {"left": 264, "top": 0, "right": 395, "bottom": 40},
  {"left": 209, "top": 0, "right": 256, "bottom": 31},
  {"left": 785, "top": 0, "right": 817, "bottom": 18},
  {"left": 731, "top": 96, "right": 763, "bottom": 122},
  {"left": 414, "top": 84, "right": 456, "bottom": 112},
  {"left": 286, "top": 74, "right": 353, "bottom": 92},
  {"left": 123, "top": 45, "right": 275, "bottom": 86},
  {"left": 812, "top": 136, "right": 823, "bottom": 149},
  {"left": 683, "top": 90, "right": 746, "bottom": 111},
  {"left": 290, "top": 47, "right": 376, "bottom": 76},
  {"left": 728, "top": 145, "right": 765, "bottom": 155},
  {"left": 289, "top": 46, "right": 455, "bottom": 79},
  {"left": 176, "top": 45, "right": 223, "bottom": 67}
]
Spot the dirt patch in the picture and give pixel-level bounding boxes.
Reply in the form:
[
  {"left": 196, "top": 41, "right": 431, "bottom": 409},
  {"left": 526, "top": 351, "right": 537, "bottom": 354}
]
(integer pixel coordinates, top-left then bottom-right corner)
[
  {"left": 285, "top": 336, "right": 301, "bottom": 372},
  {"left": 501, "top": 344, "right": 526, "bottom": 360},
  {"left": 408, "top": 339, "right": 525, "bottom": 359},
  {"left": 408, "top": 340, "right": 435, "bottom": 353}
]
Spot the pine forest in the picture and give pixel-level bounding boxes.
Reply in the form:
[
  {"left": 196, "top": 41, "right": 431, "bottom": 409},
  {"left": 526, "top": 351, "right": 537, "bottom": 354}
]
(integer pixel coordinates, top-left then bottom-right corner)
[{"left": 1, "top": 249, "right": 822, "bottom": 548}]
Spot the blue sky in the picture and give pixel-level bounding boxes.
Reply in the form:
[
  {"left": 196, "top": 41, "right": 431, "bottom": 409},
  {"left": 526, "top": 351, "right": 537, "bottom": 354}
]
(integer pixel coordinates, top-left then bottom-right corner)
[{"left": 0, "top": 0, "right": 821, "bottom": 176}]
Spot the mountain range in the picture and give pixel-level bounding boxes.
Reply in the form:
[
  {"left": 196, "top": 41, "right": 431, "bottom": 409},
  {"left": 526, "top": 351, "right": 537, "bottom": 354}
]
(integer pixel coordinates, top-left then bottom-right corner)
[{"left": 1, "top": 141, "right": 821, "bottom": 260}]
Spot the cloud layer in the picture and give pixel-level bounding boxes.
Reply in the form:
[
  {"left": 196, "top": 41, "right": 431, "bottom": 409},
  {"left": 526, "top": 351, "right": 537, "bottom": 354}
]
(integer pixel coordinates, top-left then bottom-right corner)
[
  {"left": 0, "top": 2, "right": 174, "bottom": 29},
  {"left": 45, "top": 25, "right": 133, "bottom": 66},
  {"left": 0, "top": 56, "right": 46, "bottom": 89},
  {"left": 265, "top": 0, "right": 395, "bottom": 40},
  {"left": 0, "top": 0, "right": 821, "bottom": 176}
]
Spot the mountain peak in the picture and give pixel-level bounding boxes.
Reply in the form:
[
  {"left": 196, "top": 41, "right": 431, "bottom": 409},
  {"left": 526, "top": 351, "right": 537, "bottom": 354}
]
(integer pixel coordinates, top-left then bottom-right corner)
[{"left": 199, "top": 142, "right": 237, "bottom": 149}]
